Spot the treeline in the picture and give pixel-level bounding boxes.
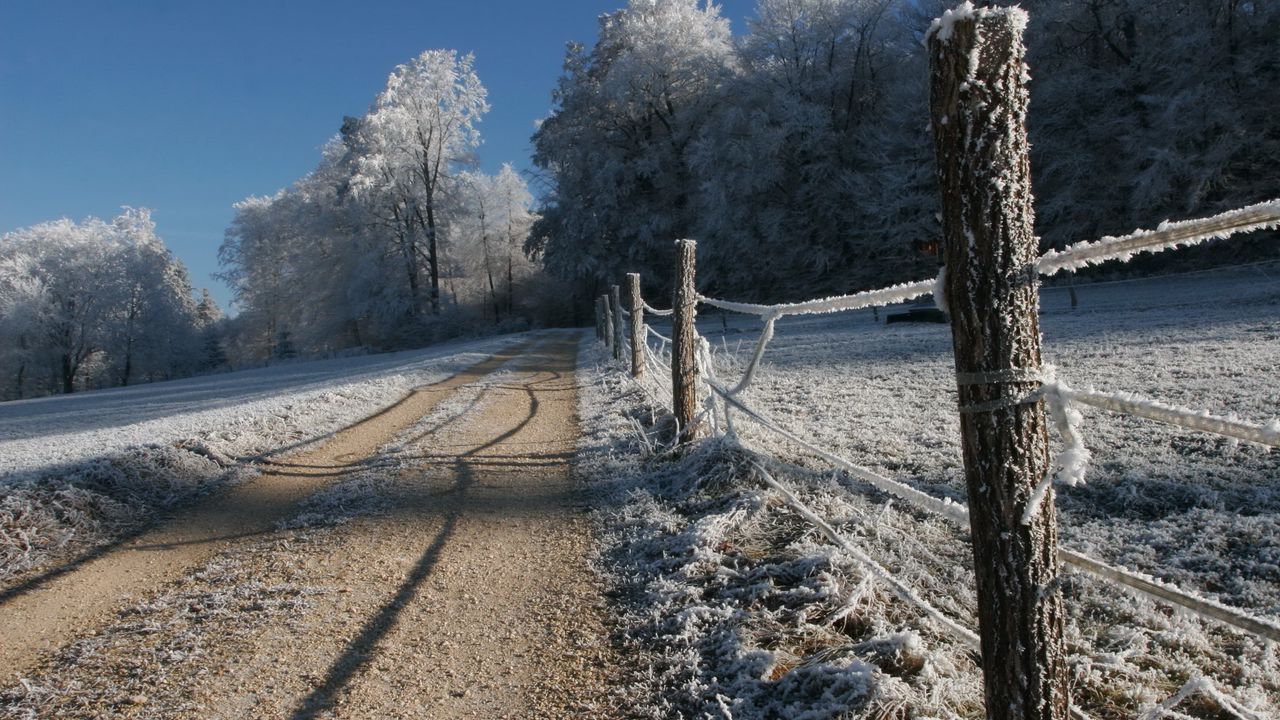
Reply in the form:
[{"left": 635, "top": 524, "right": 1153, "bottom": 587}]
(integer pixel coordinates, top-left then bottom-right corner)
[
  {"left": 530, "top": 0, "right": 1280, "bottom": 303},
  {"left": 218, "top": 50, "right": 555, "bottom": 363},
  {"left": 0, "top": 209, "right": 223, "bottom": 400}
]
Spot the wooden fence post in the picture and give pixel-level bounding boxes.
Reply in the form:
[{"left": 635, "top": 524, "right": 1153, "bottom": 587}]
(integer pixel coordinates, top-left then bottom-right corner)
[
  {"left": 594, "top": 296, "right": 604, "bottom": 340},
  {"left": 627, "top": 273, "right": 645, "bottom": 378},
  {"left": 610, "top": 285, "right": 624, "bottom": 361},
  {"left": 602, "top": 294, "right": 614, "bottom": 352},
  {"left": 671, "top": 240, "right": 701, "bottom": 444},
  {"left": 929, "top": 7, "right": 1067, "bottom": 720}
]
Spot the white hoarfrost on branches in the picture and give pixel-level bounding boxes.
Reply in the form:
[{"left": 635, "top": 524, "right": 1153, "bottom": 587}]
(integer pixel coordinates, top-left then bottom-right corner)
[
  {"left": 352, "top": 49, "right": 489, "bottom": 318},
  {"left": 220, "top": 49, "right": 549, "bottom": 358},
  {"left": 0, "top": 209, "right": 207, "bottom": 400}
]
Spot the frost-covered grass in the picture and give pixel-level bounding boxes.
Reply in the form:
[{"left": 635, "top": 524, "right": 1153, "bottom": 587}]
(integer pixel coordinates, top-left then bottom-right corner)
[
  {"left": 580, "top": 263, "right": 1279, "bottom": 718},
  {"left": 0, "top": 333, "right": 529, "bottom": 585}
]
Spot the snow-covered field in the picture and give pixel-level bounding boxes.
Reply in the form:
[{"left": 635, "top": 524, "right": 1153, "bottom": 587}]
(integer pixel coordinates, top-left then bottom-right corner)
[
  {"left": 0, "top": 333, "right": 528, "bottom": 582},
  {"left": 577, "top": 262, "right": 1280, "bottom": 718}
]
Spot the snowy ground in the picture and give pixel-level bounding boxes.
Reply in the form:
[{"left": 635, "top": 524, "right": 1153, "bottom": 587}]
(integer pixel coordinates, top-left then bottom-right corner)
[
  {"left": 0, "top": 333, "right": 529, "bottom": 583},
  {"left": 577, "top": 262, "right": 1279, "bottom": 718}
]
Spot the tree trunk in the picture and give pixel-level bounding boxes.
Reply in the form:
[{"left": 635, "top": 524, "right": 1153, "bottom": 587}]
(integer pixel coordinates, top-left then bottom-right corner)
[
  {"left": 929, "top": 8, "right": 1068, "bottom": 720},
  {"left": 121, "top": 335, "right": 134, "bottom": 386},
  {"left": 506, "top": 253, "right": 514, "bottom": 317},
  {"left": 61, "top": 353, "right": 75, "bottom": 394},
  {"left": 425, "top": 204, "right": 441, "bottom": 316},
  {"left": 671, "top": 240, "right": 702, "bottom": 445},
  {"left": 394, "top": 204, "right": 423, "bottom": 319},
  {"left": 483, "top": 235, "right": 500, "bottom": 324}
]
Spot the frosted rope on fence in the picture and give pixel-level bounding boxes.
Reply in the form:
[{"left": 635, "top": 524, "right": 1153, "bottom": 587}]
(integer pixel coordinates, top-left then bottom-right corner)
[
  {"left": 642, "top": 302, "right": 673, "bottom": 317},
  {"left": 647, "top": 325, "right": 672, "bottom": 344},
  {"left": 697, "top": 338, "right": 723, "bottom": 434},
  {"left": 751, "top": 461, "right": 981, "bottom": 649},
  {"left": 727, "top": 313, "right": 778, "bottom": 396},
  {"left": 1064, "top": 387, "right": 1280, "bottom": 447},
  {"left": 1038, "top": 199, "right": 1280, "bottom": 276},
  {"left": 706, "top": 379, "right": 972, "bottom": 525},
  {"left": 693, "top": 201, "right": 1280, "bottom": 323},
  {"left": 1139, "top": 676, "right": 1266, "bottom": 720},
  {"left": 698, "top": 277, "right": 937, "bottom": 319},
  {"left": 644, "top": 340, "right": 672, "bottom": 377},
  {"left": 1059, "top": 549, "right": 1280, "bottom": 643}
]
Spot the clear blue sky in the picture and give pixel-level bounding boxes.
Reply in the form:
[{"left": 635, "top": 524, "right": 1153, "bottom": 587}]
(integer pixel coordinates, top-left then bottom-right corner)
[{"left": 0, "top": 1, "right": 750, "bottom": 312}]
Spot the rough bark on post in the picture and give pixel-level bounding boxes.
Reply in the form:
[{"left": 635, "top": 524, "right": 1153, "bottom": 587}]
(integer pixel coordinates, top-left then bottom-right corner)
[
  {"left": 602, "top": 294, "right": 614, "bottom": 352},
  {"left": 928, "top": 7, "right": 1068, "bottom": 720},
  {"left": 627, "top": 273, "right": 645, "bottom": 378},
  {"left": 671, "top": 240, "right": 702, "bottom": 444},
  {"left": 610, "top": 285, "right": 624, "bottom": 361},
  {"left": 594, "top": 297, "right": 604, "bottom": 341}
]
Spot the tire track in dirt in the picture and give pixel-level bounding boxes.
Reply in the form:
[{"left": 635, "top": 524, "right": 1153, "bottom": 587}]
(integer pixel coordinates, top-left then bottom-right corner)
[
  {"left": 0, "top": 339, "right": 535, "bottom": 681},
  {"left": 184, "top": 331, "right": 620, "bottom": 718},
  {"left": 1, "top": 331, "right": 623, "bottom": 719}
]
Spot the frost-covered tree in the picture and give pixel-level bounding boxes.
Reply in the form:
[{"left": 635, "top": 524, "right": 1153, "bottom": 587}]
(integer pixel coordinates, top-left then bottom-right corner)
[
  {"left": 533, "top": 0, "right": 938, "bottom": 301},
  {"left": 194, "top": 289, "right": 228, "bottom": 372},
  {"left": 454, "top": 165, "right": 539, "bottom": 324},
  {"left": 0, "top": 209, "right": 207, "bottom": 398},
  {"left": 1022, "top": 0, "right": 1280, "bottom": 262},
  {"left": 106, "top": 209, "right": 201, "bottom": 386},
  {"left": 530, "top": 0, "right": 734, "bottom": 296},
  {"left": 692, "top": 0, "right": 936, "bottom": 298},
  {"left": 220, "top": 50, "right": 550, "bottom": 358},
  {"left": 534, "top": 0, "right": 1278, "bottom": 306},
  {"left": 351, "top": 50, "right": 489, "bottom": 318},
  {"left": 491, "top": 164, "right": 538, "bottom": 317}
]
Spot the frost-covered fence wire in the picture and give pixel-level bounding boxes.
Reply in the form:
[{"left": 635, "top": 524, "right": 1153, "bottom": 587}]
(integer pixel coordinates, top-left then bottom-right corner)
[
  {"left": 1037, "top": 199, "right": 1280, "bottom": 277},
  {"left": 694, "top": 200, "right": 1280, "bottom": 450},
  {"left": 698, "top": 198, "right": 1279, "bottom": 322},
  {"left": 642, "top": 301, "right": 673, "bottom": 317},
  {"left": 600, "top": 201, "right": 1280, "bottom": 647},
  {"left": 1061, "top": 386, "right": 1280, "bottom": 447},
  {"left": 611, "top": 298, "right": 1280, "bottom": 641},
  {"left": 703, "top": 373, "right": 1280, "bottom": 643},
  {"left": 596, "top": 199, "right": 1280, "bottom": 674}
]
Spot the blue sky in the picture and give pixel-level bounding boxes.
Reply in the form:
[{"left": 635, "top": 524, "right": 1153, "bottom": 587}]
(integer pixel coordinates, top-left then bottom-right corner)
[{"left": 0, "top": 1, "right": 750, "bottom": 312}]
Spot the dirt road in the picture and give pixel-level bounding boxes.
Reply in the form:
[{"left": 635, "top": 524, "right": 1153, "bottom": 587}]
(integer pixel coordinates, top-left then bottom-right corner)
[{"left": 0, "top": 332, "right": 621, "bottom": 718}]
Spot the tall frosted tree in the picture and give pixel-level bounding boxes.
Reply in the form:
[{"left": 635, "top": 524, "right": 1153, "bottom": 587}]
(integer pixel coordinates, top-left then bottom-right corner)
[
  {"left": 1021, "top": 0, "right": 1280, "bottom": 262},
  {"left": 691, "top": 0, "right": 936, "bottom": 298},
  {"left": 220, "top": 51, "right": 546, "bottom": 358},
  {"left": 530, "top": 0, "right": 734, "bottom": 296},
  {"left": 352, "top": 50, "right": 489, "bottom": 318}
]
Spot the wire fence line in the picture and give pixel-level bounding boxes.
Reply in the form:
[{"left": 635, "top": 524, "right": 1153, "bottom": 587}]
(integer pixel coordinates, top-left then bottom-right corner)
[
  {"left": 594, "top": 197, "right": 1280, "bottom": 650},
  {"left": 590, "top": 8, "right": 1276, "bottom": 715}
]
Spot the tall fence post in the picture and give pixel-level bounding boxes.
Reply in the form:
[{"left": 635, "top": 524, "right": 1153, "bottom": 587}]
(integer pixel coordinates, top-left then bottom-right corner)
[
  {"left": 610, "top": 285, "right": 624, "bottom": 361},
  {"left": 929, "top": 7, "right": 1067, "bottom": 720},
  {"left": 594, "top": 296, "right": 604, "bottom": 341},
  {"left": 671, "top": 239, "right": 701, "bottom": 444},
  {"left": 602, "top": 293, "right": 614, "bottom": 352},
  {"left": 627, "top": 273, "right": 645, "bottom": 378}
]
